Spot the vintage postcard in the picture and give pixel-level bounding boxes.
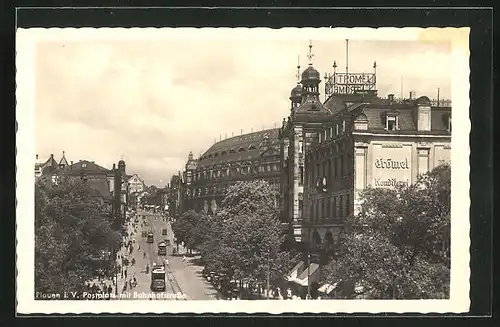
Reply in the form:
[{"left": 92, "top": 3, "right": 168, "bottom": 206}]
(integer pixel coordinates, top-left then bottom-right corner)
[{"left": 16, "top": 27, "right": 470, "bottom": 314}]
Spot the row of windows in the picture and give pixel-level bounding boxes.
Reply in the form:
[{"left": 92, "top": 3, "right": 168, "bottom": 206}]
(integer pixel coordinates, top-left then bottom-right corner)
[
  {"left": 201, "top": 145, "right": 258, "bottom": 161},
  {"left": 186, "top": 180, "right": 280, "bottom": 198},
  {"left": 309, "top": 194, "right": 351, "bottom": 220},
  {"left": 310, "top": 155, "right": 353, "bottom": 186},
  {"left": 317, "top": 120, "right": 348, "bottom": 144},
  {"left": 187, "top": 163, "right": 280, "bottom": 182}
]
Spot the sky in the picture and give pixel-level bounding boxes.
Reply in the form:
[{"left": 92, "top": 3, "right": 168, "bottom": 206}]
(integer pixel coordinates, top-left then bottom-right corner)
[{"left": 34, "top": 30, "right": 452, "bottom": 186}]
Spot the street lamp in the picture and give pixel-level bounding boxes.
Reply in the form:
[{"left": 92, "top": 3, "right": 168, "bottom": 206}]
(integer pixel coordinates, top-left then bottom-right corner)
[{"left": 266, "top": 250, "right": 270, "bottom": 300}]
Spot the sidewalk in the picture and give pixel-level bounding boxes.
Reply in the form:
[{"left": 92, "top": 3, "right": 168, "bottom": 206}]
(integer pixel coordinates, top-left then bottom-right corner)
[{"left": 116, "top": 220, "right": 148, "bottom": 296}]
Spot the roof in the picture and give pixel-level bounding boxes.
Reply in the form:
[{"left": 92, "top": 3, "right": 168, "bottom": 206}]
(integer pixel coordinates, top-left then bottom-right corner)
[
  {"left": 59, "top": 152, "right": 69, "bottom": 166},
  {"left": 41, "top": 155, "right": 59, "bottom": 175},
  {"left": 352, "top": 102, "right": 451, "bottom": 133},
  {"left": 60, "top": 160, "right": 111, "bottom": 175},
  {"left": 152, "top": 266, "right": 166, "bottom": 273},
  {"left": 197, "top": 128, "right": 281, "bottom": 168},
  {"left": 86, "top": 179, "right": 112, "bottom": 200},
  {"left": 301, "top": 65, "right": 321, "bottom": 82}
]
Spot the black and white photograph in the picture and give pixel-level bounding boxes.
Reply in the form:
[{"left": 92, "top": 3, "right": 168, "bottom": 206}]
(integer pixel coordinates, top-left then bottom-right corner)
[{"left": 16, "top": 27, "right": 470, "bottom": 314}]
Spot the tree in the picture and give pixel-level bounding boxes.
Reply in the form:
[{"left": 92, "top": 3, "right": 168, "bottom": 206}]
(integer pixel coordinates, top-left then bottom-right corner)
[
  {"left": 322, "top": 164, "right": 451, "bottom": 299},
  {"left": 35, "top": 174, "right": 122, "bottom": 295},
  {"left": 198, "top": 180, "right": 294, "bottom": 296}
]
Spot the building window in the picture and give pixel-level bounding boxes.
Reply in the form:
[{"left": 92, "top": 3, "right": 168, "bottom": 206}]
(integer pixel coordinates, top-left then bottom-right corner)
[
  {"left": 346, "top": 194, "right": 350, "bottom": 215},
  {"left": 316, "top": 201, "right": 320, "bottom": 221},
  {"left": 299, "top": 165, "right": 304, "bottom": 186},
  {"left": 298, "top": 199, "right": 303, "bottom": 219},
  {"left": 342, "top": 120, "right": 346, "bottom": 133},
  {"left": 448, "top": 116, "right": 452, "bottom": 132},
  {"left": 335, "top": 124, "right": 339, "bottom": 136},
  {"left": 340, "top": 155, "right": 344, "bottom": 176},
  {"left": 386, "top": 114, "right": 399, "bottom": 131},
  {"left": 335, "top": 196, "right": 340, "bottom": 218},
  {"left": 81, "top": 163, "right": 87, "bottom": 168}
]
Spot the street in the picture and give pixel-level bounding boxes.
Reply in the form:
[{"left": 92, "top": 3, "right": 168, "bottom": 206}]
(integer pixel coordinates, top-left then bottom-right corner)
[{"left": 115, "top": 210, "right": 219, "bottom": 300}]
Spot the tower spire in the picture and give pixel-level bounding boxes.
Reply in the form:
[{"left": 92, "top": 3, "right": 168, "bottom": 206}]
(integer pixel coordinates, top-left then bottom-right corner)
[
  {"left": 307, "top": 40, "right": 314, "bottom": 66},
  {"left": 296, "top": 55, "right": 301, "bottom": 83}
]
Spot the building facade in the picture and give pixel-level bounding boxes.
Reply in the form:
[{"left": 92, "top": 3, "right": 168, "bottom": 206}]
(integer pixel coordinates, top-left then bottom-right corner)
[
  {"left": 279, "top": 43, "right": 452, "bottom": 287},
  {"left": 127, "top": 174, "right": 145, "bottom": 194},
  {"left": 181, "top": 129, "right": 282, "bottom": 215}
]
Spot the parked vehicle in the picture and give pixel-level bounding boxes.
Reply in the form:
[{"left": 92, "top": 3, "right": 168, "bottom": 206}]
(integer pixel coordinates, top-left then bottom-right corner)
[{"left": 147, "top": 232, "right": 154, "bottom": 243}]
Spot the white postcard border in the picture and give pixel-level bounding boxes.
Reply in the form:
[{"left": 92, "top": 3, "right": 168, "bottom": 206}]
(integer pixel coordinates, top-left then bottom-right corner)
[{"left": 16, "top": 27, "right": 471, "bottom": 314}]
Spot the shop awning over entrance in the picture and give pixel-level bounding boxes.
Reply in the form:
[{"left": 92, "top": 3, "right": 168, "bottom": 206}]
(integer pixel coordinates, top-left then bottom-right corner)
[
  {"left": 294, "top": 263, "right": 320, "bottom": 287},
  {"left": 318, "top": 283, "right": 337, "bottom": 294},
  {"left": 286, "top": 261, "right": 305, "bottom": 282}
]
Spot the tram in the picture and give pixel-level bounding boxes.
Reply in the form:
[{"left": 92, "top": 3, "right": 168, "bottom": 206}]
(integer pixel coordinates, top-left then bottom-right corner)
[
  {"left": 150, "top": 264, "right": 166, "bottom": 292},
  {"left": 147, "top": 232, "right": 154, "bottom": 243},
  {"left": 158, "top": 241, "right": 167, "bottom": 256}
]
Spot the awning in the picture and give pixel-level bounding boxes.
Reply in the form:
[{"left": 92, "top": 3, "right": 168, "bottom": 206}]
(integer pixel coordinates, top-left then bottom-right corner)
[
  {"left": 286, "top": 261, "right": 305, "bottom": 282},
  {"left": 293, "top": 263, "right": 320, "bottom": 287},
  {"left": 318, "top": 283, "right": 338, "bottom": 294}
]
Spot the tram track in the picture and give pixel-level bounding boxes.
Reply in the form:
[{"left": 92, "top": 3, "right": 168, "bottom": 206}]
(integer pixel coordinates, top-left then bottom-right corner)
[{"left": 143, "top": 213, "right": 186, "bottom": 300}]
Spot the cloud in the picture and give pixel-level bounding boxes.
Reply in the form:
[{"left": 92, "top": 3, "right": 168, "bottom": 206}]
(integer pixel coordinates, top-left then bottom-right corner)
[{"left": 34, "top": 34, "right": 452, "bottom": 185}]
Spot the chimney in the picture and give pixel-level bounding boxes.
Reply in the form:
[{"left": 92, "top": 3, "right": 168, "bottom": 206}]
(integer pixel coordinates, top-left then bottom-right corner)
[
  {"left": 36, "top": 154, "right": 39, "bottom": 160},
  {"left": 409, "top": 91, "right": 415, "bottom": 100},
  {"left": 50, "top": 154, "right": 54, "bottom": 158},
  {"left": 70, "top": 161, "right": 73, "bottom": 169},
  {"left": 388, "top": 94, "right": 394, "bottom": 103},
  {"left": 113, "top": 163, "right": 116, "bottom": 170}
]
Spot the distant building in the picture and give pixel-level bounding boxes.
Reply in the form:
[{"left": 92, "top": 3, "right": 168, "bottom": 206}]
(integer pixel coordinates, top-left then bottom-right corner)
[
  {"left": 127, "top": 174, "right": 145, "bottom": 194},
  {"left": 181, "top": 129, "right": 282, "bottom": 215}
]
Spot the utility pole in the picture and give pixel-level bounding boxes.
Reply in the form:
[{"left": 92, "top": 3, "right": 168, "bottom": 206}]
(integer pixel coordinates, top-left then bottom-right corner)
[
  {"left": 307, "top": 249, "right": 311, "bottom": 299},
  {"left": 266, "top": 250, "right": 270, "bottom": 300}
]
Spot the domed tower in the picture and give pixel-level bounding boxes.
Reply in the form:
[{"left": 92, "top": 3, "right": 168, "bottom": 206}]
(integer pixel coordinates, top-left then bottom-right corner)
[
  {"left": 300, "top": 52, "right": 321, "bottom": 104},
  {"left": 290, "top": 56, "right": 303, "bottom": 112}
]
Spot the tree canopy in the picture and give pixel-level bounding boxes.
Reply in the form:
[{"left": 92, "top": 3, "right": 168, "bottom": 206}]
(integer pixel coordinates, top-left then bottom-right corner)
[
  {"left": 322, "top": 164, "right": 451, "bottom": 299},
  {"left": 35, "top": 174, "right": 122, "bottom": 295},
  {"left": 174, "top": 180, "right": 296, "bottom": 288}
]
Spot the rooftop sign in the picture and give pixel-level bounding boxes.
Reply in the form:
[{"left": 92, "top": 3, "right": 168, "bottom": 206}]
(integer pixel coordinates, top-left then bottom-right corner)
[{"left": 325, "top": 72, "right": 377, "bottom": 97}]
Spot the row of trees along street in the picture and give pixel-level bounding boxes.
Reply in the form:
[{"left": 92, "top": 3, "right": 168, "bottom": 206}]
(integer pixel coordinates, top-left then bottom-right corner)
[
  {"left": 172, "top": 180, "right": 299, "bottom": 298},
  {"left": 322, "top": 164, "right": 451, "bottom": 299},
  {"left": 35, "top": 173, "right": 122, "bottom": 296}
]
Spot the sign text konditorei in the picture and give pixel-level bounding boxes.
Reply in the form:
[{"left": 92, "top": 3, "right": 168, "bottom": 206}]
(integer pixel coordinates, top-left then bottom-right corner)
[{"left": 372, "top": 157, "right": 410, "bottom": 188}]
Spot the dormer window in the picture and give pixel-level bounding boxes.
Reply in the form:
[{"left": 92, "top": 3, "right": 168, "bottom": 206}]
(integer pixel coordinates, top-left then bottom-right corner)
[
  {"left": 81, "top": 163, "right": 87, "bottom": 168},
  {"left": 354, "top": 114, "right": 368, "bottom": 130},
  {"left": 386, "top": 114, "right": 399, "bottom": 131}
]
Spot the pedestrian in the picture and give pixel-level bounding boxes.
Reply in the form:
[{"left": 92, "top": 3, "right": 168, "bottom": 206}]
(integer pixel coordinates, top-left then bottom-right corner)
[
  {"left": 133, "top": 276, "right": 137, "bottom": 287},
  {"left": 138, "top": 244, "right": 141, "bottom": 250},
  {"left": 124, "top": 269, "right": 128, "bottom": 279},
  {"left": 182, "top": 255, "right": 186, "bottom": 262},
  {"left": 143, "top": 252, "right": 146, "bottom": 259}
]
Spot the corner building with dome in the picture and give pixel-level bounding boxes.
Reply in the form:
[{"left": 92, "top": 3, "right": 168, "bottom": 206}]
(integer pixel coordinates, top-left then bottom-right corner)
[
  {"left": 178, "top": 42, "right": 452, "bottom": 291},
  {"left": 279, "top": 43, "right": 452, "bottom": 287}
]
